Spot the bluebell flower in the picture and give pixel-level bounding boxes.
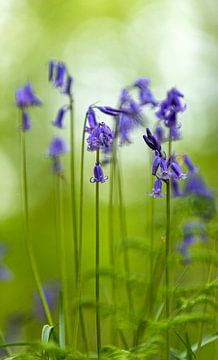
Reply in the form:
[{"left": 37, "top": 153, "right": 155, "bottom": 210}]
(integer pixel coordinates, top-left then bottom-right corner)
[
  {"left": 149, "top": 178, "right": 165, "bottom": 198},
  {"left": 177, "top": 222, "right": 209, "bottom": 264},
  {"left": 152, "top": 155, "right": 161, "bottom": 176},
  {"left": 53, "top": 107, "right": 68, "bottom": 128},
  {"left": 33, "top": 281, "right": 60, "bottom": 322},
  {"left": 134, "top": 77, "right": 157, "bottom": 107},
  {"left": 54, "top": 62, "right": 66, "bottom": 88},
  {"left": 117, "top": 89, "right": 143, "bottom": 144},
  {"left": 21, "top": 111, "right": 32, "bottom": 131},
  {"left": 96, "top": 106, "right": 123, "bottom": 116},
  {"left": 48, "top": 137, "right": 68, "bottom": 157},
  {"left": 184, "top": 174, "right": 211, "bottom": 197},
  {"left": 16, "top": 83, "right": 42, "bottom": 132},
  {"left": 155, "top": 125, "right": 165, "bottom": 142},
  {"left": 171, "top": 178, "right": 182, "bottom": 197},
  {"left": 171, "top": 125, "right": 181, "bottom": 140},
  {"left": 63, "top": 75, "right": 73, "bottom": 96},
  {"left": 48, "top": 60, "right": 55, "bottom": 82},
  {"left": 86, "top": 122, "right": 113, "bottom": 152},
  {"left": 143, "top": 128, "right": 162, "bottom": 154},
  {"left": 85, "top": 106, "right": 98, "bottom": 133},
  {"left": 170, "top": 161, "right": 187, "bottom": 180},
  {"left": 156, "top": 87, "right": 186, "bottom": 128},
  {"left": 16, "top": 83, "right": 42, "bottom": 108},
  {"left": 183, "top": 155, "right": 198, "bottom": 173},
  {"left": 90, "top": 162, "right": 108, "bottom": 183},
  {"left": 48, "top": 137, "right": 68, "bottom": 174},
  {"left": 49, "top": 60, "right": 74, "bottom": 96}
]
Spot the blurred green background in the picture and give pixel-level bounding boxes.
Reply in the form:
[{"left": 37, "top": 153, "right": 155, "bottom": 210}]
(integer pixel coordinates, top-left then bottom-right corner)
[{"left": 0, "top": 0, "right": 218, "bottom": 353}]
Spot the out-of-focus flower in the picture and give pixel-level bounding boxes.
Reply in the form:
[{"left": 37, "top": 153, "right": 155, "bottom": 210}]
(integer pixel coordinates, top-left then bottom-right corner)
[
  {"left": 48, "top": 137, "right": 68, "bottom": 174},
  {"left": 134, "top": 77, "right": 158, "bottom": 107},
  {"left": 53, "top": 107, "right": 68, "bottom": 128},
  {"left": 49, "top": 60, "right": 73, "bottom": 96},
  {"left": 16, "top": 83, "right": 42, "bottom": 131},
  {"left": 33, "top": 281, "right": 60, "bottom": 322},
  {"left": 16, "top": 83, "right": 42, "bottom": 108},
  {"left": 0, "top": 244, "right": 12, "bottom": 282},
  {"left": 183, "top": 155, "right": 198, "bottom": 174},
  {"left": 90, "top": 162, "right": 108, "bottom": 183}
]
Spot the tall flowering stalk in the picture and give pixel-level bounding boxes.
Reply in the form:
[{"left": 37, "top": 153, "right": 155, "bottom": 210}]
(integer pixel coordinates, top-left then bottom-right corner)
[
  {"left": 16, "top": 83, "right": 53, "bottom": 326},
  {"left": 48, "top": 136, "right": 70, "bottom": 343},
  {"left": 49, "top": 60, "right": 79, "bottom": 286},
  {"left": 143, "top": 87, "right": 186, "bottom": 358},
  {"left": 86, "top": 105, "right": 117, "bottom": 355}
]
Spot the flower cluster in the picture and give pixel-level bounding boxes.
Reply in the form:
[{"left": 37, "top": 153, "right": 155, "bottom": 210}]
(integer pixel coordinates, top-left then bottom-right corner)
[
  {"left": 85, "top": 106, "right": 119, "bottom": 183},
  {"left": 177, "top": 222, "right": 207, "bottom": 264},
  {"left": 49, "top": 60, "right": 74, "bottom": 129},
  {"left": 143, "top": 128, "right": 186, "bottom": 197},
  {"left": 49, "top": 60, "right": 73, "bottom": 96},
  {"left": 116, "top": 77, "right": 157, "bottom": 144},
  {"left": 48, "top": 60, "right": 70, "bottom": 175},
  {"left": 155, "top": 87, "right": 186, "bottom": 141},
  {"left": 16, "top": 83, "right": 42, "bottom": 131}
]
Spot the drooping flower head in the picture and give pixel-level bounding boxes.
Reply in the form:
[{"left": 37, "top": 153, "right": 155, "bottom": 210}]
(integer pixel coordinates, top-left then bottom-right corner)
[
  {"left": 86, "top": 122, "right": 113, "bottom": 152},
  {"left": 16, "top": 83, "right": 42, "bottom": 131},
  {"left": 134, "top": 77, "right": 158, "bottom": 107},
  {"left": 48, "top": 136, "right": 68, "bottom": 174},
  {"left": 48, "top": 60, "right": 73, "bottom": 96},
  {"left": 16, "top": 83, "right": 42, "bottom": 108},
  {"left": 117, "top": 89, "right": 143, "bottom": 144},
  {"left": 156, "top": 87, "right": 186, "bottom": 141}
]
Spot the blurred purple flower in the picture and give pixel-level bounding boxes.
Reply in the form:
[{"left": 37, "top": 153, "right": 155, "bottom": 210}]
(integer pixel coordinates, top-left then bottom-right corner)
[
  {"left": 156, "top": 87, "right": 186, "bottom": 128},
  {"left": 134, "top": 77, "right": 157, "bottom": 107},
  {"left": 16, "top": 83, "right": 42, "bottom": 108},
  {"left": 0, "top": 244, "right": 12, "bottom": 282},
  {"left": 33, "top": 281, "right": 60, "bottom": 322}
]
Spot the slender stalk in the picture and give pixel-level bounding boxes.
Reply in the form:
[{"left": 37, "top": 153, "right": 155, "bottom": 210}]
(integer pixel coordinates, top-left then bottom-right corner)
[
  {"left": 117, "top": 162, "right": 134, "bottom": 315},
  {"left": 20, "top": 130, "right": 53, "bottom": 326},
  {"left": 96, "top": 149, "right": 101, "bottom": 357},
  {"left": 165, "top": 133, "right": 172, "bottom": 359},
  {"left": 73, "top": 117, "right": 88, "bottom": 352},
  {"left": 69, "top": 95, "right": 79, "bottom": 284},
  {"left": 56, "top": 176, "right": 71, "bottom": 344}
]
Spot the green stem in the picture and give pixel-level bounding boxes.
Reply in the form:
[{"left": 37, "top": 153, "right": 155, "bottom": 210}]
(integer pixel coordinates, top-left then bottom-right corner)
[
  {"left": 165, "top": 133, "right": 172, "bottom": 359},
  {"left": 69, "top": 95, "right": 79, "bottom": 284},
  {"left": 20, "top": 130, "right": 53, "bottom": 326},
  {"left": 73, "top": 117, "right": 89, "bottom": 352},
  {"left": 56, "top": 176, "right": 71, "bottom": 344},
  {"left": 96, "top": 149, "right": 101, "bottom": 357},
  {"left": 117, "top": 162, "right": 134, "bottom": 315}
]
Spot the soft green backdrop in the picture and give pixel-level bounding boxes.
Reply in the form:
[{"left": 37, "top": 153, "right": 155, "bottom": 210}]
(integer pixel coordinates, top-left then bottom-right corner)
[{"left": 0, "top": 0, "right": 218, "bottom": 354}]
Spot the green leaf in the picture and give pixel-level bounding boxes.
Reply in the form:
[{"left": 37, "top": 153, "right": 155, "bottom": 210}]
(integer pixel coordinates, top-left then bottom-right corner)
[{"left": 41, "top": 325, "right": 54, "bottom": 343}]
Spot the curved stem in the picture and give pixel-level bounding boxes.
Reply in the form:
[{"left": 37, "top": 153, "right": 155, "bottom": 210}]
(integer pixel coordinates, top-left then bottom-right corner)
[
  {"left": 20, "top": 130, "right": 53, "bottom": 326},
  {"left": 96, "top": 149, "right": 101, "bottom": 357}
]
